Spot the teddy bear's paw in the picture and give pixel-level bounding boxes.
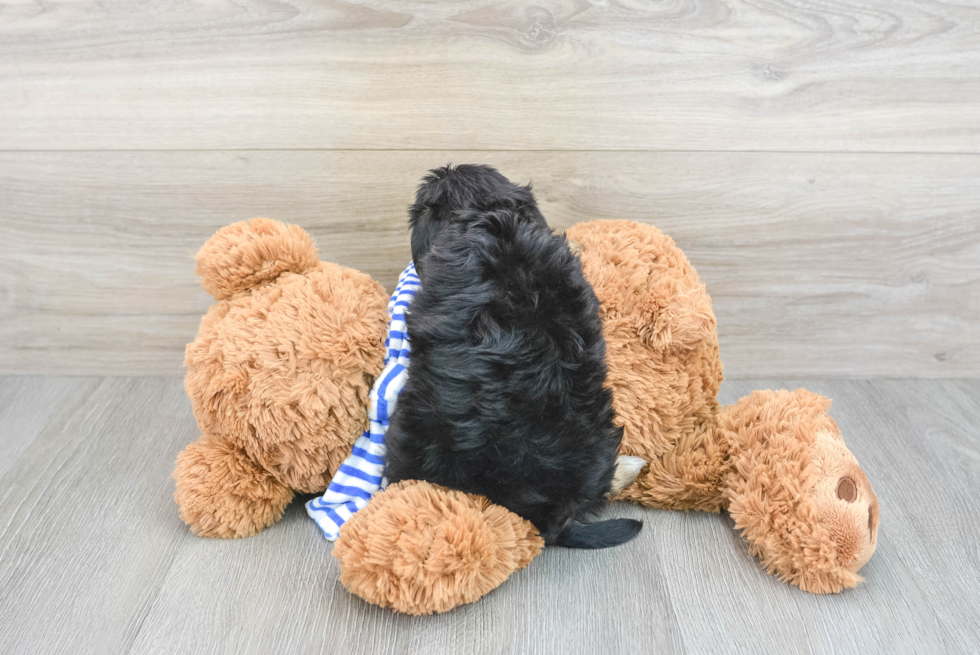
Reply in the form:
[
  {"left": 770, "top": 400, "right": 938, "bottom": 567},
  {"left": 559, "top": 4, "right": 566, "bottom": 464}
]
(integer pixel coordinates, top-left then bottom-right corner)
[
  {"left": 173, "top": 436, "right": 294, "bottom": 538},
  {"left": 333, "top": 480, "right": 544, "bottom": 615}
]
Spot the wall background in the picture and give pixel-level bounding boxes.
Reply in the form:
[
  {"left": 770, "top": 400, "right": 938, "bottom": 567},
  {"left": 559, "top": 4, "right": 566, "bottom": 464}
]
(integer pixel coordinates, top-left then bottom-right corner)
[{"left": 1, "top": 0, "right": 978, "bottom": 377}]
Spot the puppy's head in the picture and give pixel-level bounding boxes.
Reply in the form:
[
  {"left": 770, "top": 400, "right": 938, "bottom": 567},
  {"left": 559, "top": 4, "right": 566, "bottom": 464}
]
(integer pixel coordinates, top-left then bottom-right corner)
[{"left": 409, "top": 164, "right": 546, "bottom": 274}]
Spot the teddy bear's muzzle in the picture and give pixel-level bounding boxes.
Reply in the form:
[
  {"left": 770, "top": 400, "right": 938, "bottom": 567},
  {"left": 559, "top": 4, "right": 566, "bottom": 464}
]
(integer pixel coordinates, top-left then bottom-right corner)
[{"left": 836, "top": 475, "right": 880, "bottom": 573}]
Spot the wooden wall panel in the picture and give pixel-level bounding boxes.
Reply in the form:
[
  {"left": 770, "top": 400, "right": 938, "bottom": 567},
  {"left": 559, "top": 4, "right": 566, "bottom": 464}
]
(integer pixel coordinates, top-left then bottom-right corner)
[
  {"left": 1, "top": 151, "right": 976, "bottom": 377},
  {"left": 0, "top": 0, "right": 977, "bottom": 152},
  {"left": 1, "top": 1, "right": 977, "bottom": 376}
]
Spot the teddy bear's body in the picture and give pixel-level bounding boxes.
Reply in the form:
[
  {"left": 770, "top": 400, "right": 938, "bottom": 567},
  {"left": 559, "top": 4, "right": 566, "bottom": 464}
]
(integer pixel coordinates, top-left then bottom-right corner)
[
  {"left": 174, "top": 217, "right": 879, "bottom": 613},
  {"left": 567, "top": 220, "right": 726, "bottom": 512}
]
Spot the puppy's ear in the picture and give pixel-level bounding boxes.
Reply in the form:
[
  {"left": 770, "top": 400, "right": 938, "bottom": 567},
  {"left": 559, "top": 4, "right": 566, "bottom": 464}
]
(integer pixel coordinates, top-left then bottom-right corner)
[
  {"left": 408, "top": 165, "right": 457, "bottom": 272},
  {"left": 409, "top": 206, "right": 440, "bottom": 273}
]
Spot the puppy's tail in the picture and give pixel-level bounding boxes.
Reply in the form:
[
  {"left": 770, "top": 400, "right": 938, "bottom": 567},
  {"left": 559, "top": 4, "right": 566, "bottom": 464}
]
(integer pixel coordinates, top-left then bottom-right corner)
[{"left": 550, "top": 518, "right": 643, "bottom": 549}]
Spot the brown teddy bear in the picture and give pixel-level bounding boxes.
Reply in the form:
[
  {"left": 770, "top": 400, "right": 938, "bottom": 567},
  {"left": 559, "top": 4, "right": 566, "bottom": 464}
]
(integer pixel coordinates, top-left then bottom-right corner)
[{"left": 174, "top": 217, "right": 879, "bottom": 615}]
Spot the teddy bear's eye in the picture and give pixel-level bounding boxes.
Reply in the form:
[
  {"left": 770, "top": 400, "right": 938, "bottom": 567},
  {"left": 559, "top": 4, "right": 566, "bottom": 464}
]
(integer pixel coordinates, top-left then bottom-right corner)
[{"left": 836, "top": 477, "right": 857, "bottom": 502}]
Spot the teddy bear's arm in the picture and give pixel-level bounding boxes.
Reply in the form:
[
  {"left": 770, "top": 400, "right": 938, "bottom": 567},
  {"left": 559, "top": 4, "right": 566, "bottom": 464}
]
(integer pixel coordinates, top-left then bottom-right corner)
[{"left": 173, "top": 435, "right": 294, "bottom": 539}]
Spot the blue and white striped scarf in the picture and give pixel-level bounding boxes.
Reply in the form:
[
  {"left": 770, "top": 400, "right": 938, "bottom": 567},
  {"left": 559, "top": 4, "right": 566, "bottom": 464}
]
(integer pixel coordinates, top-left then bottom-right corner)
[{"left": 305, "top": 262, "right": 418, "bottom": 541}]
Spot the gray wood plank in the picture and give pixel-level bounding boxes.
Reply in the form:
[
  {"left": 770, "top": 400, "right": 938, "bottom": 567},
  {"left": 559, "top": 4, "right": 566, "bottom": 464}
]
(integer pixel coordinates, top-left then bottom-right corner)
[
  {"left": 128, "top": 500, "right": 416, "bottom": 655},
  {"left": 0, "top": 377, "right": 197, "bottom": 655},
  {"left": 2, "top": 151, "right": 977, "bottom": 378},
  {"left": 847, "top": 379, "right": 980, "bottom": 654},
  {"left": 0, "top": 1, "right": 977, "bottom": 152},
  {"left": 0, "top": 377, "right": 98, "bottom": 477}
]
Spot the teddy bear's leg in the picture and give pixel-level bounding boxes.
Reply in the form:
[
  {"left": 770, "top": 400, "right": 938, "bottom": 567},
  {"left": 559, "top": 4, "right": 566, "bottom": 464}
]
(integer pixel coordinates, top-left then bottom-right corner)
[
  {"left": 173, "top": 435, "right": 294, "bottom": 538},
  {"left": 715, "top": 389, "right": 880, "bottom": 593},
  {"left": 333, "top": 481, "right": 544, "bottom": 615}
]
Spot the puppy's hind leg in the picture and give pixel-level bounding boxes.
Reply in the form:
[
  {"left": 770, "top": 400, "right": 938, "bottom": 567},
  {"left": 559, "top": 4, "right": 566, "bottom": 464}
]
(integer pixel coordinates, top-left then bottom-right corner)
[{"left": 609, "top": 455, "right": 646, "bottom": 496}]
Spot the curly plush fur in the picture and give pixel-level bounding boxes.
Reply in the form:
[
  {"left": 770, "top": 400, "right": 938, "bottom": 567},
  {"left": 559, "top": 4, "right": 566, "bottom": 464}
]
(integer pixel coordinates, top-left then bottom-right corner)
[
  {"left": 334, "top": 480, "right": 543, "bottom": 615},
  {"left": 175, "top": 218, "right": 390, "bottom": 537},
  {"left": 566, "top": 220, "right": 725, "bottom": 511},
  {"left": 719, "top": 389, "right": 879, "bottom": 592},
  {"left": 385, "top": 166, "right": 642, "bottom": 548},
  {"left": 174, "top": 436, "right": 293, "bottom": 538}
]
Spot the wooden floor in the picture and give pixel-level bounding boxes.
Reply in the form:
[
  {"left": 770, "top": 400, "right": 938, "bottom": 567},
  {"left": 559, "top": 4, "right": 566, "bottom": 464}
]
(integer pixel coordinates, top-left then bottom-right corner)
[{"left": 1, "top": 376, "right": 977, "bottom": 655}]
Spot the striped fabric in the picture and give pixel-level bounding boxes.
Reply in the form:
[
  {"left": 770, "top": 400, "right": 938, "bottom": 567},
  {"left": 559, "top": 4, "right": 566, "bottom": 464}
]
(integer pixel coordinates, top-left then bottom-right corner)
[{"left": 305, "top": 262, "right": 419, "bottom": 541}]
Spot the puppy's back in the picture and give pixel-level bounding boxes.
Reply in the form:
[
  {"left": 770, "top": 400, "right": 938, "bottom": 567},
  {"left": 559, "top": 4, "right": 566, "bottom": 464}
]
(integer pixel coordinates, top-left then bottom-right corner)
[{"left": 385, "top": 209, "right": 640, "bottom": 546}]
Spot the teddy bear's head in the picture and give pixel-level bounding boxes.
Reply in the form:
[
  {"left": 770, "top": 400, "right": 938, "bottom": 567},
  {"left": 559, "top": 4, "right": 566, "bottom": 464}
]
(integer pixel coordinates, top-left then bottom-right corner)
[
  {"left": 722, "top": 389, "right": 880, "bottom": 592},
  {"left": 184, "top": 218, "right": 389, "bottom": 493}
]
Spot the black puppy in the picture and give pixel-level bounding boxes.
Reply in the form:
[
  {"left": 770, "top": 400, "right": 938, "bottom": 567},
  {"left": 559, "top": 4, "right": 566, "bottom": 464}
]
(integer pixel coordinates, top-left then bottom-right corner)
[{"left": 384, "top": 165, "right": 643, "bottom": 549}]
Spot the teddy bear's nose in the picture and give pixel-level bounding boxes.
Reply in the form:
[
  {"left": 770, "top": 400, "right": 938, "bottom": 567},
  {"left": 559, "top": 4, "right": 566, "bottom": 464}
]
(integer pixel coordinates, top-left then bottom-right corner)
[{"left": 836, "top": 476, "right": 857, "bottom": 502}]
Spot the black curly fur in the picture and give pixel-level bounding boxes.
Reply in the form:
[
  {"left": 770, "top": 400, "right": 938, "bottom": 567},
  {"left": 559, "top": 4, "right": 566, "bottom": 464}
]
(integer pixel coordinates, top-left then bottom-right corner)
[{"left": 385, "top": 165, "right": 642, "bottom": 549}]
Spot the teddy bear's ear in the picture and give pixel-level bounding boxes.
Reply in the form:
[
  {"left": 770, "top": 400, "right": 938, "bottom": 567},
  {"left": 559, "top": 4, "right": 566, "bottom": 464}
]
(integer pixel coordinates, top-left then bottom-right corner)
[
  {"left": 195, "top": 218, "right": 320, "bottom": 300},
  {"left": 637, "top": 283, "right": 716, "bottom": 353}
]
